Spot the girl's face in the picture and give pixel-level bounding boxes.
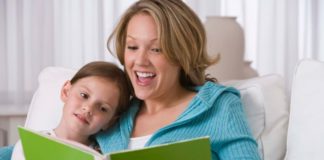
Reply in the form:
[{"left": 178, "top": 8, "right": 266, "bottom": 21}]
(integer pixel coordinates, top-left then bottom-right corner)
[
  {"left": 60, "top": 76, "right": 120, "bottom": 136},
  {"left": 124, "top": 13, "right": 181, "bottom": 101}
]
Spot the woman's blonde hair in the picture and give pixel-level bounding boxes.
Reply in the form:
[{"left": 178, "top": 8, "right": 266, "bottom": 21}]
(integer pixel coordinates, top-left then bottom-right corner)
[{"left": 108, "top": 0, "right": 219, "bottom": 86}]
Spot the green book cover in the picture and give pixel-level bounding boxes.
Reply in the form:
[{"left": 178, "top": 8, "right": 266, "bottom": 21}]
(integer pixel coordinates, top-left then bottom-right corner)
[{"left": 18, "top": 126, "right": 211, "bottom": 160}]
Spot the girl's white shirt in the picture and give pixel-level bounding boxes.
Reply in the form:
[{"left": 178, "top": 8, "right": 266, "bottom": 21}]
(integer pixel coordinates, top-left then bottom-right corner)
[{"left": 128, "top": 134, "right": 152, "bottom": 150}]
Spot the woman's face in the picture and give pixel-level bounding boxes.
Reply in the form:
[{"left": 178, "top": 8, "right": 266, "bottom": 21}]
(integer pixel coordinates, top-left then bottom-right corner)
[{"left": 124, "top": 13, "right": 181, "bottom": 101}]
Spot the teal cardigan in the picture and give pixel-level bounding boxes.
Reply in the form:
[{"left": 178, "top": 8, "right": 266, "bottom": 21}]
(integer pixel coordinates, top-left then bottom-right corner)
[
  {"left": 96, "top": 81, "right": 261, "bottom": 160},
  {"left": 0, "top": 146, "right": 13, "bottom": 160}
]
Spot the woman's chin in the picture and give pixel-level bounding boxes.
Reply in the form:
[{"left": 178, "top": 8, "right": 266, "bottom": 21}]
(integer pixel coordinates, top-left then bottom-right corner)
[
  {"left": 134, "top": 90, "right": 152, "bottom": 100},
  {"left": 134, "top": 93, "right": 148, "bottom": 100}
]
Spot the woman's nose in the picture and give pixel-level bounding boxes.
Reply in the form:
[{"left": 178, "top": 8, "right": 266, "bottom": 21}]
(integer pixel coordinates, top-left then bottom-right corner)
[{"left": 134, "top": 49, "right": 150, "bottom": 66}]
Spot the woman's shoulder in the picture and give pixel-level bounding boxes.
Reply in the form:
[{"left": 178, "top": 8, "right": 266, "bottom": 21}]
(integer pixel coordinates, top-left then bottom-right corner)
[{"left": 194, "top": 81, "right": 241, "bottom": 102}]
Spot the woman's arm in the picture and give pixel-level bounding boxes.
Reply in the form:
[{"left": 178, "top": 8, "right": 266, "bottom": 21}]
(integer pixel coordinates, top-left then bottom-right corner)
[{"left": 215, "top": 95, "right": 261, "bottom": 160}]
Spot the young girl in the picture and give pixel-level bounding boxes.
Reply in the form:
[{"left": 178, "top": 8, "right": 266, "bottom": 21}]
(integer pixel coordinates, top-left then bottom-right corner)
[{"left": 11, "top": 61, "right": 131, "bottom": 159}]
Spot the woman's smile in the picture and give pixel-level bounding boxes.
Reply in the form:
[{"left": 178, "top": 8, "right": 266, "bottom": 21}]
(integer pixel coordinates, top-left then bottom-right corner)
[{"left": 135, "top": 71, "right": 156, "bottom": 86}]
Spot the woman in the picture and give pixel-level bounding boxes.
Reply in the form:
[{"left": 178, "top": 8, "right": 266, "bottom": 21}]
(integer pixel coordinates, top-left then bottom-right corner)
[{"left": 96, "top": 0, "right": 260, "bottom": 159}]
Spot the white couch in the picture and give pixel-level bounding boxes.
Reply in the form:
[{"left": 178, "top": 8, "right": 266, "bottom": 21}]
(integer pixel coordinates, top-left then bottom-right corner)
[{"left": 19, "top": 59, "right": 324, "bottom": 160}]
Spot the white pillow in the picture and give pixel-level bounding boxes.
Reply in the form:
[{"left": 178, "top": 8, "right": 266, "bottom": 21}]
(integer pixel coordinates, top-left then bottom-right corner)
[
  {"left": 285, "top": 59, "right": 324, "bottom": 160},
  {"left": 12, "top": 67, "right": 76, "bottom": 160},
  {"left": 224, "top": 74, "right": 289, "bottom": 160},
  {"left": 24, "top": 67, "right": 76, "bottom": 130}
]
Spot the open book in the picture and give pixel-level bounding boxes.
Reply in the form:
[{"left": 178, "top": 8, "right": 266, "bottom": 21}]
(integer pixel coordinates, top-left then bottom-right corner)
[{"left": 18, "top": 126, "right": 212, "bottom": 160}]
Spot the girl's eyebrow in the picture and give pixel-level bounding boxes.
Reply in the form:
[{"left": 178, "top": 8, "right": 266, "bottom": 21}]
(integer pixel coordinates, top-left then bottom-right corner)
[{"left": 78, "top": 85, "right": 91, "bottom": 93}]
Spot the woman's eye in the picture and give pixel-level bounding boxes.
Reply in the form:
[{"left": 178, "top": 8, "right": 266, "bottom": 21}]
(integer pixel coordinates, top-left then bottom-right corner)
[
  {"left": 151, "top": 48, "right": 162, "bottom": 53},
  {"left": 80, "top": 93, "right": 88, "bottom": 99},
  {"left": 127, "top": 46, "right": 138, "bottom": 50}
]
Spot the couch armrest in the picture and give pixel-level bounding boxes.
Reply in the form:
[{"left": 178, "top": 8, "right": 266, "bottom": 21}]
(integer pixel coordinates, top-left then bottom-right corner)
[{"left": 286, "top": 59, "right": 324, "bottom": 160}]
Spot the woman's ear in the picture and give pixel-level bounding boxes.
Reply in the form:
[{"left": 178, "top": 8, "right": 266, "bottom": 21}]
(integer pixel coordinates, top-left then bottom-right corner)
[{"left": 60, "top": 80, "right": 72, "bottom": 102}]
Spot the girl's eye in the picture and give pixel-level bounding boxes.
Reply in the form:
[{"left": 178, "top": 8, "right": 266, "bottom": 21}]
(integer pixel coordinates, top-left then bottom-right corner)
[
  {"left": 99, "top": 106, "right": 108, "bottom": 112},
  {"left": 127, "top": 46, "right": 138, "bottom": 50},
  {"left": 151, "top": 48, "right": 162, "bottom": 53},
  {"left": 80, "top": 93, "right": 88, "bottom": 99}
]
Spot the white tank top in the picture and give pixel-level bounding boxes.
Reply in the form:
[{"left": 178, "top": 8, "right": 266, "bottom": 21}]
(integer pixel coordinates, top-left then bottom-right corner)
[{"left": 128, "top": 134, "right": 152, "bottom": 150}]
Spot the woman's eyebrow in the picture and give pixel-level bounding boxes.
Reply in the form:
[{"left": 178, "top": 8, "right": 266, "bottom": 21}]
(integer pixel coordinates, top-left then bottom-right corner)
[{"left": 126, "top": 35, "right": 158, "bottom": 42}]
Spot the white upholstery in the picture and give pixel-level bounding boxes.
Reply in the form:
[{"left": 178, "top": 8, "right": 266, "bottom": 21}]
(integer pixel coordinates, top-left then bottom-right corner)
[
  {"left": 22, "top": 59, "right": 324, "bottom": 160},
  {"left": 285, "top": 59, "right": 324, "bottom": 160},
  {"left": 224, "top": 74, "right": 289, "bottom": 160},
  {"left": 12, "top": 67, "right": 77, "bottom": 160},
  {"left": 23, "top": 65, "right": 290, "bottom": 160},
  {"left": 24, "top": 67, "right": 76, "bottom": 131}
]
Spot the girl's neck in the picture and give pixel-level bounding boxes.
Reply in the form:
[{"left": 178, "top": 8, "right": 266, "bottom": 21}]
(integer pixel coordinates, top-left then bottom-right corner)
[{"left": 54, "top": 125, "right": 91, "bottom": 145}]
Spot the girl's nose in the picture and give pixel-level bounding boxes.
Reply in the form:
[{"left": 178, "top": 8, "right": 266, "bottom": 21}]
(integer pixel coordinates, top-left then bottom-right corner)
[{"left": 82, "top": 105, "right": 93, "bottom": 116}]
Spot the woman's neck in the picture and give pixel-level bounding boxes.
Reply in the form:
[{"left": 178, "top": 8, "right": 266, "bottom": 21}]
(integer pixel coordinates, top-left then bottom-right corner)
[
  {"left": 132, "top": 85, "right": 196, "bottom": 137},
  {"left": 142, "top": 86, "right": 196, "bottom": 114}
]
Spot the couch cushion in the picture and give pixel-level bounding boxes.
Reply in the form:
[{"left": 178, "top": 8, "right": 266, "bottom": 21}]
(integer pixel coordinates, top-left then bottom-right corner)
[
  {"left": 286, "top": 59, "right": 324, "bottom": 160},
  {"left": 224, "top": 74, "right": 289, "bottom": 160},
  {"left": 24, "top": 67, "right": 76, "bottom": 130}
]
